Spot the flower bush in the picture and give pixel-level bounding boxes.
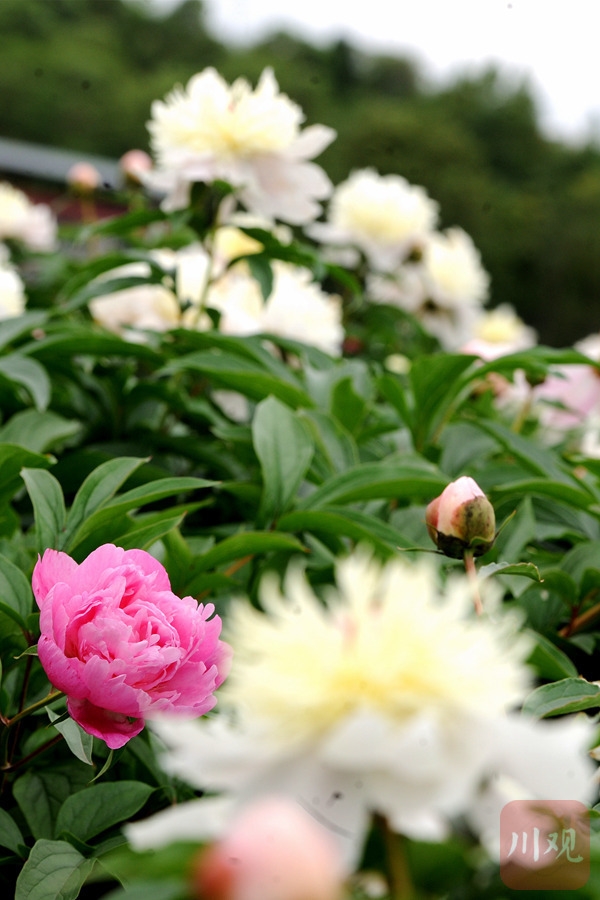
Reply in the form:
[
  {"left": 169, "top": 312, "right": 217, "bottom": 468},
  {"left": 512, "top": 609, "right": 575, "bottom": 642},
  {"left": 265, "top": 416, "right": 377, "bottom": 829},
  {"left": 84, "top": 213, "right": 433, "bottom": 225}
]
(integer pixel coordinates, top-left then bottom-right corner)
[{"left": 1, "top": 64, "right": 600, "bottom": 899}]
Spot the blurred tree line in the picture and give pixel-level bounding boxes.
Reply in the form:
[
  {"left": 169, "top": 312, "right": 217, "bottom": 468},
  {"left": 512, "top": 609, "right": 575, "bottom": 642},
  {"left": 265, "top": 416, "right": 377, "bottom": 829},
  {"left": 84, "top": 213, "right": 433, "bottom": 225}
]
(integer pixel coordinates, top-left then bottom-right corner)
[{"left": 2, "top": 0, "right": 600, "bottom": 345}]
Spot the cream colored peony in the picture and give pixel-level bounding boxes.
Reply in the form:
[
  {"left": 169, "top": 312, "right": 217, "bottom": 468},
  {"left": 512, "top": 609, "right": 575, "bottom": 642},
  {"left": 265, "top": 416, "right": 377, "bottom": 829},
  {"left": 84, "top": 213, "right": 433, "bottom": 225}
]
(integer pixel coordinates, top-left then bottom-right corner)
[
  {"left": 0, "top": 247, "right": 26, "bottom": 319},
  {"left": 421, "top": 227, "right": 489, "bottom": 310},
  {"left": 126, "top": 551, "right": 597, "bottom": 869},
  {"left": 89, "top": 246, "right": 210, "bottom": 337},
  {"left": 203, "top": 260, "right": 344, "bottom": 355},
  {"left": 0, "top": 182, "right": 57, "bottom": 252},
  {"left": 368, "top": 227, "right": 490, "bottom": 349},
  {"left": 147, "top": 68, "right": 335, "bottom": 224},
  {"left": 461, "top": 304, "right": 537, "bottom": 360},
  {"left": 310, "top": 168, "right": 439, "bottom": 271}
]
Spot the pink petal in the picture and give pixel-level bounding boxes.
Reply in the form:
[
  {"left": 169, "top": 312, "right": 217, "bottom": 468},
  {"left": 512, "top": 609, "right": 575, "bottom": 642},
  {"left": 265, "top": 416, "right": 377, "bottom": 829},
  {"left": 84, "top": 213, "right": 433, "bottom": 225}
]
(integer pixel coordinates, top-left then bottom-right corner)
[
  {"left": 32, "top": 549, "right": 78, "bottom": 607},
  {"left": 68, "top": 697, "right": 144, "bottom": 750}
]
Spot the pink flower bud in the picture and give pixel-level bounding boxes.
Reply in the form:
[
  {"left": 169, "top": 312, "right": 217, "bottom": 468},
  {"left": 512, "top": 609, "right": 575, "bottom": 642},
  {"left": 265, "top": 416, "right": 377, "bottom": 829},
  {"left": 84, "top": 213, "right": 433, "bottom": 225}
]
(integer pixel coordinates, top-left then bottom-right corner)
[
  {"left": 120, "top": 149, "right": 153, "bottom": 184},
  {"left": 190, "top": 797, "right": 344, "bottom": 900},
  {"left": 426, "top": 476, "right": 495, "bottom": 558},
  {"left": 67, "top": 161, "right": 101, "bottom": 194}
]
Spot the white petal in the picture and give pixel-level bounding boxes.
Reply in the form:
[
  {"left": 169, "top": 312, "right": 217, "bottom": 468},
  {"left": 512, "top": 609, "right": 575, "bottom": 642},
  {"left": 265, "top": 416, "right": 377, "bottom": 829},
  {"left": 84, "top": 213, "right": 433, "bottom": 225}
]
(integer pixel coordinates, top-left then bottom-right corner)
[{"left": 124, "top": 796, "right": 234, "bottom": 850}]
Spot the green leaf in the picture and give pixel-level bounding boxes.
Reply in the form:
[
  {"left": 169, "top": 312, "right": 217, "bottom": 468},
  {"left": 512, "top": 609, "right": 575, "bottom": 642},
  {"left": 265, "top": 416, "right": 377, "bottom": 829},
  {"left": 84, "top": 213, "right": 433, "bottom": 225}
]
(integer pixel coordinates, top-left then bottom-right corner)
[
  {"left": 24, "top": 327, "right": 162, "bottom": 363},
  {"left": 300, "top": 410, "right": 359, "bottom": 476},
  {"left": 493, "top": 496, "right": 536, "bottom": 561},
  {"left": 252, "top": 396, "right": 314, "bottom": 523},
  {"left": 247, "top": 253, "right": 274, "bottom": 300},
  {"left": 113, "top": 512, "right": 187, "bottom": 552},
  {"left": 13, "top": 772, "right": 58, "bottom": 840},
  {"left": 0, "top": 807, "right": 25, "bottom": 856},
  {"left": 0, "top": 354, "right": 51, "bottom": 410},
  {"left": 0, "top": 310, "right": 48, "bottom": 351},
  {"left": 163, "top": 350, "right": 312, "bottom": 409},
  {"left": 562, "top": 541, "right": 600, "bottom": 583},
  {"left": 66, "top": 476, "right": 216, "bottom": 550},
  {"left": 478, "top": 561, "right": 543, "bottom": 582},
  {"left": 0, "top": 444, "right": 52, "bottom": 507},
  {"left": 79, "top": 207, "right": 168, "bottom": 238},
  {"left": 183, "top": 531, "right": 306, "bottom": 592},
  {"left": 298, "top": 459, "right": 446, "bottom": 510},
  {"left": 0, "top": 409, "right": 81, "bottom": 454},
  {"left": 0, "top": 552, "right": 34, "bottom": 628},
  {"left": 522, "top": 677, "right": 600, "bottom": 718},
  {"left": 62, "top": 457, "right": 149, "bottom": 551},
  {"left": 470, "top": 418, "right": 583, "bottom": 483},
  {"left": 99, "top": 882, "right": 184, "bottom": 900},
  {"left": 278, "top": 507, "right": 415, "bottom": 554},
  {"left": 55, "top": 781, "right": 153, "bottom": 843},
  {"left": 21, "top": 468, "right": 67, "bottom": 553},
  {"left": 526, "top": 631, "right": 579, "bottom": 680},
  {"left": 15, "top": 839, "right": 95, "bottom": 900},
  {"left": 47, "top": 709, "right": 94, "bottom": 766},
  {"left": 330, "top": 376, "right": 369, "bottom": 436},
  {"left": 493, "top": 478, "right": 596, "bottom": 513},
  {"left": 378, "top": 373, "right": 413, "bottom": 430},
  {"left": 409, "top": 353, "right": 478, "bottom": 448}
]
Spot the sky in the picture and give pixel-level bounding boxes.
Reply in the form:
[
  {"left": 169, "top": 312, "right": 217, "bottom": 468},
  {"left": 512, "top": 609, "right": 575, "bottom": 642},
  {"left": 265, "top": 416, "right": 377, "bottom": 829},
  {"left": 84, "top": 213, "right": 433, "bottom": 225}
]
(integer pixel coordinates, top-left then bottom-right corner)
[{"left": 150, "top": 0, "right": 600, "bottom": 145}]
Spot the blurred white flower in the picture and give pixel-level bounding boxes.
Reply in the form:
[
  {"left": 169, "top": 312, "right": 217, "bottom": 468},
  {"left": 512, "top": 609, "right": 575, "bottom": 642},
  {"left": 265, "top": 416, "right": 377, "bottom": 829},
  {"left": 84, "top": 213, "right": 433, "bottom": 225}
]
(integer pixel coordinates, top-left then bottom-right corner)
[
  {"left": 461, "top": 304, "right": 537, "bottom": 360},
  {"left": 421, "top": 227, "right": 489, "bottom": 310},
  {"left": 0, "top": 247, "right": 26, "bottom": 319},
  {"left": 89, "top": 246, "right": 210, "bottom": 337},
  {"left": 205, "top": 260, "right": 344, "bottom": 355},
  {"left": 147, "top": 67, "right": 335, "bottom": 224},
  {"left": 0, "top": 182, "right": 57, "bottom": 252},
  {"left": 310, "top": 168, "right": 438, "bottom": 272},
  {"left": 368, "top": 227, "right": 489, "bottom": 349},
  {"left": 127, "top": 551, "right": 595, "bottom": 869}
]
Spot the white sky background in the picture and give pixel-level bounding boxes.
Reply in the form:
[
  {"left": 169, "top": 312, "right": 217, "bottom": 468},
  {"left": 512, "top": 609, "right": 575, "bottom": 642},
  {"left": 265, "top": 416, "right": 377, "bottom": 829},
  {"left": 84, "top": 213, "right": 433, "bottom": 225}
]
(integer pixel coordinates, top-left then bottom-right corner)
[{"left": 150, "top": 0, "right": 600, "bottom": 144}]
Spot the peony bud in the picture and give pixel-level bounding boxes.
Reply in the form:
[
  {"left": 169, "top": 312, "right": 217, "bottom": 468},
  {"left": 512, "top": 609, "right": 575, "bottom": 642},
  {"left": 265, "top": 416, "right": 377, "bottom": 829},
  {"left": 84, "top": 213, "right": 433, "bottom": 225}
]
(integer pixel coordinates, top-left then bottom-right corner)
[
  {"left": 426, "top": 476, "right": 495, "bottom": 558},
  {"left": 119, "top": 149, "right": 153, "bottom": 184},
  {"left": 67, "top": 161, "right": 101, "bottom": 194},
  {"left": 190, "top": 796, "right": 344, "bottom": 900}
]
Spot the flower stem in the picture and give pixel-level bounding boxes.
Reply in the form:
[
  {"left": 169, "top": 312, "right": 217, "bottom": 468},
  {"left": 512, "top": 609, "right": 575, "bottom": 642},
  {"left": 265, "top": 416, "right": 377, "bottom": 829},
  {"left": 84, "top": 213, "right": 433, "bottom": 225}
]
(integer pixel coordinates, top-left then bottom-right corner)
[
  {"left": 376, "top": 814, "right": 415, "bottom": 900},
  {"left": 463, "top": 550, "right": 483, "bottom": 615},
  {"left": 3, "top": 690, "right": 64, "bottom": 728}
]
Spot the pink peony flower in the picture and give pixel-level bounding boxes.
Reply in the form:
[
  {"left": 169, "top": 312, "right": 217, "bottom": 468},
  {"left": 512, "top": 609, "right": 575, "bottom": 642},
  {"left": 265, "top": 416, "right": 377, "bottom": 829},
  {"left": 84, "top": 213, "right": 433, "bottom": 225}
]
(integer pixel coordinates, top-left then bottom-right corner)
[{"left": 32, "top": 544, "right": 231, "bottom": 749}]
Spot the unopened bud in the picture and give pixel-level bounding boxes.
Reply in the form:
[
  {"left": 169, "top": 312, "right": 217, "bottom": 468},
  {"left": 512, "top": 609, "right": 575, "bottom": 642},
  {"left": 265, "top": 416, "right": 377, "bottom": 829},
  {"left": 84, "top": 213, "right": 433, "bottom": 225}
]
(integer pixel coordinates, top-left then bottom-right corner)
[
  {"left": 120, "top": 149, "right": 153, "bottom": 184},
  {"left": 67, "top": 161, "right": 101, "bottom": 194},
  {"left": 426, "top": 476, "right": 495, "bottom": 558},
  {"left": 190, "top": 797, "right": 344, "bottom": 900}
]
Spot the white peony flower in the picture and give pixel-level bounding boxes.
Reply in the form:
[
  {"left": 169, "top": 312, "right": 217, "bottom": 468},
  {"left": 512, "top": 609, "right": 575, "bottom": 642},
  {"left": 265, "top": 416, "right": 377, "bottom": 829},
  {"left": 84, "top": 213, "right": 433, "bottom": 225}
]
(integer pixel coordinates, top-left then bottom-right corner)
[
  {"left": 204, "top": 260, "right": 344, "bottom": 355},
  {"left": 0, "top": 182, "right": 57, "bottom": 252},
  {"left": 125, "top": 551, "right": 597, "bottom": 869},
  {"left": 421, "top": 227, "right": 489, "bottom": 310},
  {"left": 89, "top": 246, "right": 210, "bottom": 337},
  {"left": 0, "top": 247, "right": 26, "bottom": 319},
  {"left": 368, "top": 227, "right": 489, "bottom": 349},
  {"left": 461, "top": 304, "right": 537, "bottom": 360},
  {"left": 310, "top": 168, "right": 438, "bottom": 272},
  {"left": 147, "top": 67, "right": 335, "bottom": 224}
]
